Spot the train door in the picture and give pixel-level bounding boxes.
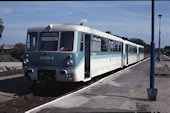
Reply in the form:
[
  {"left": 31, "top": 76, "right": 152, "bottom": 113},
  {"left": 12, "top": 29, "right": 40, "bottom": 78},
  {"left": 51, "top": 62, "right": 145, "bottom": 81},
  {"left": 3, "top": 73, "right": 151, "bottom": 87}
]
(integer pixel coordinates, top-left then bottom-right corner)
[
  {"left": 137, "top": 47, "right": 139, "bottom": 62},
  {"left": 85, "top": 34, "right": 91, "bottom": 78},
  {"left": 121, "top": 42, "right": 124, "bottom": 66},
  {"left": 126, "top": 44, "right": 128, "bottom": 65}
]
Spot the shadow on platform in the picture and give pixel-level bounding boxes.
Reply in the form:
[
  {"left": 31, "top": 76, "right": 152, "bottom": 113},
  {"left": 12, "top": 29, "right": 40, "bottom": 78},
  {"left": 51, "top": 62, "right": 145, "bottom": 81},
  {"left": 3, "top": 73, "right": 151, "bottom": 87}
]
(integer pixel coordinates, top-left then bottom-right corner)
[{"left": 0, "top": 76, "right": 30, "bottom": 96}]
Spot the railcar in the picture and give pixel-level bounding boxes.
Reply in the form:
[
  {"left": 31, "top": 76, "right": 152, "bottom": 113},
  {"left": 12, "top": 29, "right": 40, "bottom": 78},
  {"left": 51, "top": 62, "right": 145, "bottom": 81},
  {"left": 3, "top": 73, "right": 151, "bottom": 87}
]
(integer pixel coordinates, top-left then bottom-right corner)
[{"left": 23, "top": 24, "right": 144, "bottom": 86}]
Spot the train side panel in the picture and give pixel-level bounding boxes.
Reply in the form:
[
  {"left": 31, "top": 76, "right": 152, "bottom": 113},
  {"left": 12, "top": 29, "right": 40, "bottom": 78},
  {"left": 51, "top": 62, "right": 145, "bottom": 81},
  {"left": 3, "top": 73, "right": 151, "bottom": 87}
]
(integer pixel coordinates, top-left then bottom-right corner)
[{"left": 91, "top": 52, "right": 122, "bottom": 78}]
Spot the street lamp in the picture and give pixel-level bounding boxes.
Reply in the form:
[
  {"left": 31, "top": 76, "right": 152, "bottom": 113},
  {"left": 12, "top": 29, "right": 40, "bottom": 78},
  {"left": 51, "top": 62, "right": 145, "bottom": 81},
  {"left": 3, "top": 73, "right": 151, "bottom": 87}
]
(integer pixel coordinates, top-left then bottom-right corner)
[
  {"left": 147, "top": 0, "right": 157, "bottom": 101},
  {"left": 0, "top": 18, "right": 4, "bottom": 38},
  {"left": 158, "top": 14, "right": 162, "bottom": 62}
]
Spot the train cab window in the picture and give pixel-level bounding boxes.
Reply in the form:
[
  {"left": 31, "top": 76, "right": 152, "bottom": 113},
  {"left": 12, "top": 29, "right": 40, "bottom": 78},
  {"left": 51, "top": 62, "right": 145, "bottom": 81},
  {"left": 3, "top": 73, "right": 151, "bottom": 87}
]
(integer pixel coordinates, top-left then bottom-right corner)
[
  {"left": 39, "top": 32, "right": 59, "bottom": 51},
  {"left": 60, "top": 31, "right": 74, "bottom": 51},
  {"left": 92, "top": 36, "right": 101, "bottom": 52},
  {"left": 26, "top": 33, "right": 37, "bottom": 51}
]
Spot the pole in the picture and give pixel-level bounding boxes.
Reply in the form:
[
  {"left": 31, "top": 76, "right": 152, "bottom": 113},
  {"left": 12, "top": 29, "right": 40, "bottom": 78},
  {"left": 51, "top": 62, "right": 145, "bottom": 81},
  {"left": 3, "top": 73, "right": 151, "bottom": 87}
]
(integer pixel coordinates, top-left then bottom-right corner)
[
  {"left": 147, "top": 0, "right": 157, "bottom": 101},
  {"left": 158, "top": 14, "right": 162, "bottom": 62}
]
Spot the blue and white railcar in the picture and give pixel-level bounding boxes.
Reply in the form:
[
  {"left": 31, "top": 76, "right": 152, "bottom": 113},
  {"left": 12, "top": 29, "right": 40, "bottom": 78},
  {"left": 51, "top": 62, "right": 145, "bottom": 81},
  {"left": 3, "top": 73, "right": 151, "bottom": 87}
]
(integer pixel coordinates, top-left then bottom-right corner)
[
  {"left": 123, "top": 40, "right": 139, "bottom": 65},
  {"left": 138, "top": 45, "right": 144, "bottom": 61},
  {"left": 23, "top": 24, "right": 144, "bottom": 86}
]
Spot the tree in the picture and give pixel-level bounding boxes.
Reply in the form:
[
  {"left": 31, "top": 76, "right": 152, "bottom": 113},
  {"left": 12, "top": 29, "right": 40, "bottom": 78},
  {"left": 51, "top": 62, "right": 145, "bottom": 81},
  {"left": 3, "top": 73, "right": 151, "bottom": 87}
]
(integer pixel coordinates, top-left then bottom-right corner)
[
  {"left": 129, "top": 38, "right": 146, "bottom": 45},
  {"left": 11, "top": 43, "right": 25, "bottom": 61}
]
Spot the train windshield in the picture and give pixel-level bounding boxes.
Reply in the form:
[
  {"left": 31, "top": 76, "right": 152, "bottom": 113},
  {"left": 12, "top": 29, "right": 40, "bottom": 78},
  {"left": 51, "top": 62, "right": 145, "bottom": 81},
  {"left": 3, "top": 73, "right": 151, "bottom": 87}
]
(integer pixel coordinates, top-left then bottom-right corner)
[
  {"left": 26, "top": 33, "right": 37, "bottom": 51},
  {"left": 59, "top": 31, "right": 74, "bottom": 51},
  {"left": 39, "top": 32, "right": 59, "bottom": 51}
]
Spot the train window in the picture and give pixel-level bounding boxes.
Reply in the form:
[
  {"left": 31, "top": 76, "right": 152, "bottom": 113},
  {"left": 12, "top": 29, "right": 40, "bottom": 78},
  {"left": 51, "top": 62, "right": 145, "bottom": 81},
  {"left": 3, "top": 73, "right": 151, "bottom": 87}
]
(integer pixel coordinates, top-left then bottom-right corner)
[
  {"left": 131, "top": 46, "right": 133, "bottom": 52},
  {"left": 39, "top": 32, "right": 59, "bottom": 51},
  {"left": 26, "top": 33, "right": 37, "bottom": 51},
  {"left": 134, "top": 47, "right": 137, "bottom": 52},
  {"left": 132, "top": 46, "right": 134, "bottom": 52},
  {"left": 130, "top": 46, "right": 133, "bottom": 52},
  {"left": 117, "top": 41, "right": 121, "bottom": 52},
  {"left": 92, "top": 36, "right": 101, "bottom": 52},
  {"left": 101, "top": 37, "right": 108, "bottom": 51},
  {"left": 113, "top": 41, "right": 116, "bottom": 51},
  {"left": 119, "top": 42, "right": 122, "bottom": 52},
  {"left": 108, "top": 40, "right": 114, "bottom": 52},
  {"left": 128, "top": 45, "right": 131, "bottom": 52},
  {"left": 139, "top": 48, "right": 144, "bottom": 53},
  {"left": 120, "top": 42, "right": 123, "bottom": 52},
  {"left": 26, "top": 35, "right": 30, "bottom": 50},
  {"left": 80, "top": 32, "right": 83, "bottom": 51},
  {"left": 115, "top": 41, "right": 119, "bottom": 52},
  {"left": 60, "top": 31, "right": 74, "bottom": 51}
]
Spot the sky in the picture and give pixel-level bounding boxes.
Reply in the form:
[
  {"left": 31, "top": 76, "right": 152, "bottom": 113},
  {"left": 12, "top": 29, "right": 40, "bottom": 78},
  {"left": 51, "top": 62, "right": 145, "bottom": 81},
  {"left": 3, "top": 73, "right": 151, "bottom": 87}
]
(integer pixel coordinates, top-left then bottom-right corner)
[{"left": 0, "top": 1, "right": 170, "bottom": 48}]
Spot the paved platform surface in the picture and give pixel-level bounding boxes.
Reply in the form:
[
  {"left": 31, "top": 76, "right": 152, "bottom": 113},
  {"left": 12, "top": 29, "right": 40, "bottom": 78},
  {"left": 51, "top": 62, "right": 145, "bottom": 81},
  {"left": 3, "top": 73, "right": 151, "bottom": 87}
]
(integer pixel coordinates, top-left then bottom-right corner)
[
  {"left": 27, "top": 58, "right": 165, "bottom": 113},
  {"left": 155, "top": 55, "right": 170, "bottom": 75},
  {"left": 0, "top": 74, "right": 29, "bottom": 104}
]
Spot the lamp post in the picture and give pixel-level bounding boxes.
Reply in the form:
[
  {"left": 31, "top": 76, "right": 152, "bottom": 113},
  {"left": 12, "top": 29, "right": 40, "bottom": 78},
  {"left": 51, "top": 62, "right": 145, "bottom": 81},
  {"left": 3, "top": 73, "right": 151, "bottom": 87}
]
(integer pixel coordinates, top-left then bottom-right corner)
[
  {"left": 158, "top": 14, "right": 162, "bottom": 62},
  {"left": 147, "top": 0, "right": 157, "bottom": 101},
  {"left": 0, "top": 18, "right": 4, "bottom": 38}
]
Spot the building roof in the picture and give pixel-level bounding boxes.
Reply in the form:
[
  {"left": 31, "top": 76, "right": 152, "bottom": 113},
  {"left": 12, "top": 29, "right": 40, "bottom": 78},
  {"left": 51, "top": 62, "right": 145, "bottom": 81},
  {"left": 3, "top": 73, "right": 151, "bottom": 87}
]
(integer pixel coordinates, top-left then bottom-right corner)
[
  {"left": 0, "top": 45, "right": 15, "bottom": 50},
  {"left": 165, "top": 46, "right": 170, "bottom": 49}
]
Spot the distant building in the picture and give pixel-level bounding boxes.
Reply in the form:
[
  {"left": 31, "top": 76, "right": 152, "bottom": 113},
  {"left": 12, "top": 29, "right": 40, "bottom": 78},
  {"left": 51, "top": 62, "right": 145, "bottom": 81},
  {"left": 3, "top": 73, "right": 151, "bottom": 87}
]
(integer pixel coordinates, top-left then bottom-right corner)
[
  {"left": 164, "top": 46, "right": 170, "bottom": 56},
  {"left": 0, "top": 45, "right": 15, "bottom": 55}
]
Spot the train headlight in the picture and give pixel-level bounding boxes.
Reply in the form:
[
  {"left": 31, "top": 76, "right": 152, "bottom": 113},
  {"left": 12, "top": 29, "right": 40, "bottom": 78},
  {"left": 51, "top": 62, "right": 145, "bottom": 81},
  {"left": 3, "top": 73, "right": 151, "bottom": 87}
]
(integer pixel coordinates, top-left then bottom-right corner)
[
  {"left": 23, "top": 58, "right": 29, "bottom": 66},
  {"left": 66, "top": 59, "right": 73, "bottom": 66}
]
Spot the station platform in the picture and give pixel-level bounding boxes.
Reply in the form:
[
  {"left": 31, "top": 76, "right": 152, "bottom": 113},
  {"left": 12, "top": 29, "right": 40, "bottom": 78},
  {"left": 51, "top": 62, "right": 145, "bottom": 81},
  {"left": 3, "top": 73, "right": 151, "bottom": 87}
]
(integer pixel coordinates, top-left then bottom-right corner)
[
  {"left": 155, "top": 55, "right": 170, "bottom": 75},
  {"left": 26, "top": 57, "right": 170, "bottom": 113}
]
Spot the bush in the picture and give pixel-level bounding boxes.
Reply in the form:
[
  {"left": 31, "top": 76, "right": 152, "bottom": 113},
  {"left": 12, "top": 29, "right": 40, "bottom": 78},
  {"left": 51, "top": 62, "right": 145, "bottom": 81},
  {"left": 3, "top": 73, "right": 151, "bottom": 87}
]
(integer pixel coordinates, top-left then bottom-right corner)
[
  {"left": 10, "top": 43, "right": 25, "bottom": 61},
  {"left": 0, "top": 55, "right": 19, "bottom": 62}
]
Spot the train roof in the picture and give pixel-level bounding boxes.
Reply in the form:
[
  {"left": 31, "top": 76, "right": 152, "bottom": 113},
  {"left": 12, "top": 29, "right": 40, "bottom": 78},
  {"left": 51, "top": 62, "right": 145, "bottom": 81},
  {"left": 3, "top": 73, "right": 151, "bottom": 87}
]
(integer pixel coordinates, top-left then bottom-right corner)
[
  {"left": 28, "top": 23, "right": 144, "bottom": 48},
  {"left": 124, "top": 40, "right": 144, "bottom": 48},
  {"left": 28, "top": 23, "right": 123, "bottom": 42},
  {"left": 28, "top": 23, "right": 87, "bottom": 32}
]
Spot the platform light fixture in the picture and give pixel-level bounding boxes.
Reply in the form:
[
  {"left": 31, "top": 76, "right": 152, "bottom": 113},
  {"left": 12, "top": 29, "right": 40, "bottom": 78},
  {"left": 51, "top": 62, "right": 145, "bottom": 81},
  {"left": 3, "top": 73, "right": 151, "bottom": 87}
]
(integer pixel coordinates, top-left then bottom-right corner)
[{"left": 157, "top": 14, "right": 162, "bottom": 62}]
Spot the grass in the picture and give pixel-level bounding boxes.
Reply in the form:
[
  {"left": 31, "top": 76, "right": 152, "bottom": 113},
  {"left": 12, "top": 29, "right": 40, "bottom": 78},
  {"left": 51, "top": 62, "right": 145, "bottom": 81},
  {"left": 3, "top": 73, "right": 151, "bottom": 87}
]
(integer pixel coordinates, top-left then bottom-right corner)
[{"left": 0, "top": 55, "right": 20, "bottom": 62}]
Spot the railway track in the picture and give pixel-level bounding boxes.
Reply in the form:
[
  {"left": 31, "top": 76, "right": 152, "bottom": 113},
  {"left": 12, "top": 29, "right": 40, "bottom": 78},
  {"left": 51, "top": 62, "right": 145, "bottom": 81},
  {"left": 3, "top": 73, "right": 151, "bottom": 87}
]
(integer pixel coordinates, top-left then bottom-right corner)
[{"left": 0, "top": 57, "right": 148, "bottom": 113}]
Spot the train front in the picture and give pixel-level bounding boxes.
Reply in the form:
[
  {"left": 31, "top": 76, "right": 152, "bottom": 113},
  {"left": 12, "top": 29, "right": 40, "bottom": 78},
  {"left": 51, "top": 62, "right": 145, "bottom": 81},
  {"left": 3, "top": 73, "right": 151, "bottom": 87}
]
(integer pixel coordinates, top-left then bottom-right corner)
[{"left": 23, "top": 25, "right": 81, "bottom": 87}]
